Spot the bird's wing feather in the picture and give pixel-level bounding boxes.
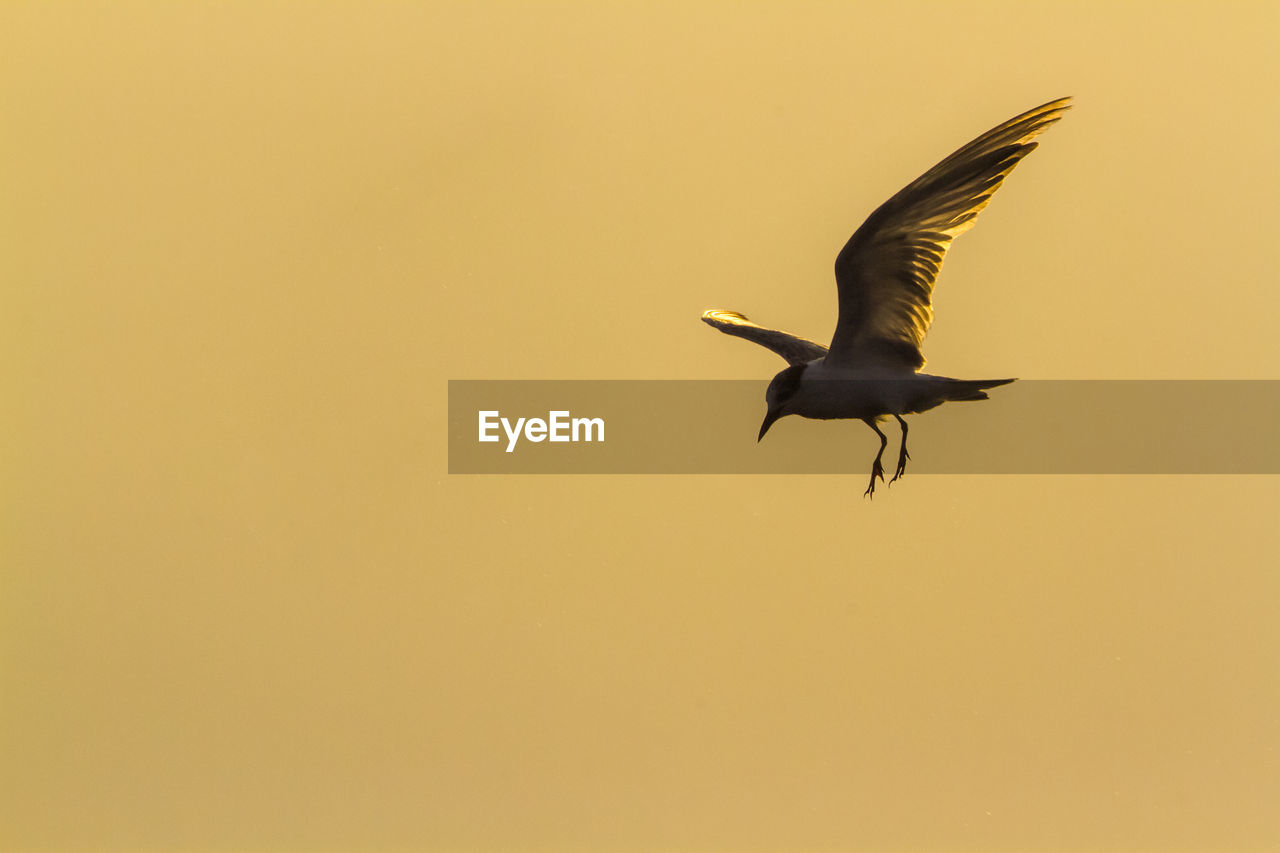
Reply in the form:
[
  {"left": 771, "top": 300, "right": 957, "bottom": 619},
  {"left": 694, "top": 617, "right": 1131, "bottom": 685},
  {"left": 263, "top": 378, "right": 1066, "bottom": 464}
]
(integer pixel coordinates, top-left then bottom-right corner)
[
  {"left": 826, "top": 97, "right": 1071, "bottom": 369},
  {"left": 702, "top": 309, "right": 828, "bottom": 366}
]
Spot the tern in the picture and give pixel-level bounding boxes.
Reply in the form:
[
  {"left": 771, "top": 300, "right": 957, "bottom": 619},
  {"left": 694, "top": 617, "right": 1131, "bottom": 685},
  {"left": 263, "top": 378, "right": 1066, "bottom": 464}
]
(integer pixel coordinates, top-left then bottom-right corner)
[{"left": 704, "top": 97, "right": 1070, "bottom": 496}]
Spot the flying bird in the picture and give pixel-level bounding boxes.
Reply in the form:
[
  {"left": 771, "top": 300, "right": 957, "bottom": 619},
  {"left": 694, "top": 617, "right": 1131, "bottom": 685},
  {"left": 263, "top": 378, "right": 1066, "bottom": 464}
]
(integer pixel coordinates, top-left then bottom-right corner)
[{"left": 704, "top": 97, "right": 1070, "bottom": 496}]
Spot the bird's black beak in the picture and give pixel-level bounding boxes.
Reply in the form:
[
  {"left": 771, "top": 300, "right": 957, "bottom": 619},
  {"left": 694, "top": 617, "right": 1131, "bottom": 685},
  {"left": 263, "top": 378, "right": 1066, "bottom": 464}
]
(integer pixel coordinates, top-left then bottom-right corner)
[{"left": 758, "top": 408, "right": 781, "bottom": 442}]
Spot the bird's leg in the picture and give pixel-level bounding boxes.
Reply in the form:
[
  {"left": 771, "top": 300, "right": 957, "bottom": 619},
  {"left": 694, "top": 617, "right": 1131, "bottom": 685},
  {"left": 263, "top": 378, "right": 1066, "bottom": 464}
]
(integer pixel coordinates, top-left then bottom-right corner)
[
  {"left": 862, "top": 418, "right": 888, "bottom": 498},
  {"left": 890, "top": 414, "right": 910, "bottom": 484}
]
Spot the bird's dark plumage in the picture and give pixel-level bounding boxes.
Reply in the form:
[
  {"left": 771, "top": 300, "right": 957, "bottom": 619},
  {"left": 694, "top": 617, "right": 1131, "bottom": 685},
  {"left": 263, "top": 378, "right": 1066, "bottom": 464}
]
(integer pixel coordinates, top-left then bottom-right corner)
[{"left": 827, "top": 98, "right": 1071, "bottom": 369}]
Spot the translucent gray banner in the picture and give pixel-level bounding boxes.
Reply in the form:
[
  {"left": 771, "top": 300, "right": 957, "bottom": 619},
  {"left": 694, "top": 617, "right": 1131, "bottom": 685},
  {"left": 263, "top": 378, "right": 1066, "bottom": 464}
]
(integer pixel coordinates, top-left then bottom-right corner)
[{"left": 448, "top": 381, "right": 1279, "bottom": 474}]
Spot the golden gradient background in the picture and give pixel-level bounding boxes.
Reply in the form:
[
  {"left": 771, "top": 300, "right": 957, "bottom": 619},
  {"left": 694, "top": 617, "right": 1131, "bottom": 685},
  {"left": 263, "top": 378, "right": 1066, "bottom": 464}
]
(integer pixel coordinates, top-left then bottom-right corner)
[{"left": 3, "top": 2, "right": 1278, "bottom": 851}]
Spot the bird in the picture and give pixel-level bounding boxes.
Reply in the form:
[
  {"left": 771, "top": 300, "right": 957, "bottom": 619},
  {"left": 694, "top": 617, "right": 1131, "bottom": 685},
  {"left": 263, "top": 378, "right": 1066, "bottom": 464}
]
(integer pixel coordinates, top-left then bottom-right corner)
[{"left": 703, "top": 97, "right": 1070, "bottom": 497}]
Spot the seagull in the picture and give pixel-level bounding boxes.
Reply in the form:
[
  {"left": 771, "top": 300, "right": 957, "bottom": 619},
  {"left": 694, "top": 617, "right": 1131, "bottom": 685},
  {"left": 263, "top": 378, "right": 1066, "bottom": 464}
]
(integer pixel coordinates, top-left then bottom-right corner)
[{"left": 703, "top": 97, "right": 1070, "bottom": 496}]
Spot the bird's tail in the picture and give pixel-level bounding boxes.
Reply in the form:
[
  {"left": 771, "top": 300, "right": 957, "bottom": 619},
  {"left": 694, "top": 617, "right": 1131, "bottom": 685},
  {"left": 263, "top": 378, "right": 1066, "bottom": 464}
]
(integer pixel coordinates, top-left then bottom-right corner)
[{"left": 945, "top": 377, "right": 1016, "bottom": 401}]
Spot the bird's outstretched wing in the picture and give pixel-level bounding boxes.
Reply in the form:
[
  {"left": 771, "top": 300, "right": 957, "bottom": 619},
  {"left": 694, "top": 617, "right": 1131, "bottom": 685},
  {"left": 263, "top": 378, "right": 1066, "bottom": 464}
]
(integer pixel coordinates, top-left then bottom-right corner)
[
  {"left": 827, "top": 97, "right": 1071, "bottom": 370},
  {"left": 702, "top": 309, "right": 828, "bottom": 366}
]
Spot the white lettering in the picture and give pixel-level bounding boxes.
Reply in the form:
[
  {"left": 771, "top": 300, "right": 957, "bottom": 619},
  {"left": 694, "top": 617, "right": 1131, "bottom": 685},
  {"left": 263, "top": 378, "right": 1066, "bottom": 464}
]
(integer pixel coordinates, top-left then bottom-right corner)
[
  {"left": 548, "top": 411, "right": 570, "bottom": 442},
  {"left": 573, "top": 417, "right": 605, "bottom": 442},
  {"left": 480, "top": 410, "right": 604, "bottom": 452},
  {"left": 502, "top": 417, "right": 526, "bottom": 453},
  {"left": 478, "top": 411, "right": 500, "bottom": 442}
]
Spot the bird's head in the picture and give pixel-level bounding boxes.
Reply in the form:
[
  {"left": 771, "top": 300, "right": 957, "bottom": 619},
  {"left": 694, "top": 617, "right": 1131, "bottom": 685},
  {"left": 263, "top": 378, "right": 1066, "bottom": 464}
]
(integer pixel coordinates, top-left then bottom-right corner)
[{"left": 758, "top": 363, "right": 807, "bottom": 441}]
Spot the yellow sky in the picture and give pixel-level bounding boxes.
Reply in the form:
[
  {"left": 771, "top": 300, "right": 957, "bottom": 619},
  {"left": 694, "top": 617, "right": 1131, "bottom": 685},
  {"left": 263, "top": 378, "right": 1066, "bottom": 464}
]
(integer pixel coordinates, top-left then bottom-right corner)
[{"left": 3, "top": 2, "right": 1279, "bottom": 851}]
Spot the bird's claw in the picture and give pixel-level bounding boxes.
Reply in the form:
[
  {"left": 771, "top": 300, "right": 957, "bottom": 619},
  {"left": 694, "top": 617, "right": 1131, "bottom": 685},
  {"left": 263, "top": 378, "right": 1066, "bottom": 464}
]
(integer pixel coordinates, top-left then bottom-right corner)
[
  {"left": 890, "top": 449, "right": 910, "bottom": 485},
  {"left": 863, "top": 461, "right": 886, "bottom": 498}
]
